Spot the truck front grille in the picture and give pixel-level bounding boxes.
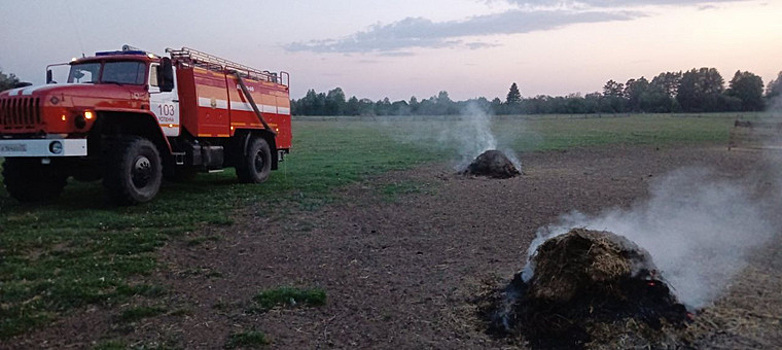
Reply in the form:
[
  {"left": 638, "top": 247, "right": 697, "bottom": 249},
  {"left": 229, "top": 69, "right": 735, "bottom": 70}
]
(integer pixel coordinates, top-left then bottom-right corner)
[{"left": 0, "top": 97, "right": 42, "bottom": 130}]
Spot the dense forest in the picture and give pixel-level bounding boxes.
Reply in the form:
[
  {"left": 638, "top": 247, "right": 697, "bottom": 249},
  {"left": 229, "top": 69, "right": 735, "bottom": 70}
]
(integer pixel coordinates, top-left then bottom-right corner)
[{"left": 292, "top": 68, "right": 782, "bottom": 116}]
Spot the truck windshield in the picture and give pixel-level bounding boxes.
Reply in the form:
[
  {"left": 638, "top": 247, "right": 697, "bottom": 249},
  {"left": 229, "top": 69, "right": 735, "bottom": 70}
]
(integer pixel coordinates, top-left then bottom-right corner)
[
  {"left": 68, "top": 63, "right": 100, "bottom": 83},
  {"left": 102, "top": 61, "right": 146, "bottom": 85},
  {"left": 67, "top": 61, "right": 147, "bottom": 85}
]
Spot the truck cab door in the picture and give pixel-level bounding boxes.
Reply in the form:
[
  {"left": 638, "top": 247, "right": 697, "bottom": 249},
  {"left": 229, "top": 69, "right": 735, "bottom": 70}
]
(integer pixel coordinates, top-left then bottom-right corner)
[{"left": 149, "top": 63, "right": 180, "bottom": 137}]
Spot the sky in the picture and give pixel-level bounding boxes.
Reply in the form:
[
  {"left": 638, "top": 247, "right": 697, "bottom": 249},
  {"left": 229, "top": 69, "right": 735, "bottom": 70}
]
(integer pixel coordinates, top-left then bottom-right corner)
[{"left": 1, "top": 0, "right": 780, "bottom": 101}]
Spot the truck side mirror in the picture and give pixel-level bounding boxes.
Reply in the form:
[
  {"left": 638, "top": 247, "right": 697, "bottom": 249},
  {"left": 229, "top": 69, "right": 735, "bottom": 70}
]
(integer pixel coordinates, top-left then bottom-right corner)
[
  {"left": 158, "top": 57, "right": 175, "bottom": 92},
  {"left": 46, "top": 69, "right": 54, "bottom": 84}
]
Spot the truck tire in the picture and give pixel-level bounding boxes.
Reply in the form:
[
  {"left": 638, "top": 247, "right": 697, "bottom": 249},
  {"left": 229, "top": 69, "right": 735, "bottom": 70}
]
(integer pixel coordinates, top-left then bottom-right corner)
[
  {"left": 236, "top": 136, "right": 272, "bottom": 183},
  {"left": 2, "top": 158, "right": 68, "bottom": 202},
  {"left": 103, "top": 136, "right": 162, "bottom": 205}
]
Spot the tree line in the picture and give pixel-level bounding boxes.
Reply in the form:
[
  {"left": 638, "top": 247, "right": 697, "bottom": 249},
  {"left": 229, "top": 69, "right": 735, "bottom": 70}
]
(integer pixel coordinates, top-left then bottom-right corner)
[
  {"left": 3, "top": 67, "right": 780, "bottom": 115},
  {"left": 292, "top": 68, "right": 782, "bottom": 116}
]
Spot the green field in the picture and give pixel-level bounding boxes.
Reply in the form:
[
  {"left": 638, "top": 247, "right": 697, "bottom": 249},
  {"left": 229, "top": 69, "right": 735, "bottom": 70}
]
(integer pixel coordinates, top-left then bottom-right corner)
[{"left": 0, "top": 113, "right": 741, "bottom": 339}]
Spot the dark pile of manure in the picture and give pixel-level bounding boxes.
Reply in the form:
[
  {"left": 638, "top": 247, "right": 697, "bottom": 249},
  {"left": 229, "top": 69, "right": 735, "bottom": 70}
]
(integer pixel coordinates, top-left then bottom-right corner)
[
  {"left": 461, "top": 150, "right": 520, "bottom": 179},
  {"left": 486, "top": 229, "right": 690, "bottom": 349}
]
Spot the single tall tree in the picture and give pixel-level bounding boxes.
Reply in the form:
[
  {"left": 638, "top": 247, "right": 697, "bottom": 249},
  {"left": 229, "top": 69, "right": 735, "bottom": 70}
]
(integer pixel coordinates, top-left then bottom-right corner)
[{"left": 506, "top": 82, "right": 522, "bottom": 105}]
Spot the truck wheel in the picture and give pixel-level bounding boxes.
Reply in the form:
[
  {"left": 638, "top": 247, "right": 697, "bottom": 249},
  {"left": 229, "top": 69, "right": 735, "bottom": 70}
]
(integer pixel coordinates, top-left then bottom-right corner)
[
  {"left": 2, "top": 158, "right": 68, "bottom": 202},
  {"left": 103, "top": 136, "right": 162, "bottom": 205},
  {"left": 236, "top": 136, "right": 272, "bottom": 183}
]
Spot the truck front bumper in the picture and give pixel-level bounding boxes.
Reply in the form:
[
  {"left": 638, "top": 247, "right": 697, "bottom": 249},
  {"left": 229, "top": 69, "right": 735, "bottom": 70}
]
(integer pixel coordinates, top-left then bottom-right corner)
[{"left": 0, "top": 139, "right": 87, "bottom": 157}]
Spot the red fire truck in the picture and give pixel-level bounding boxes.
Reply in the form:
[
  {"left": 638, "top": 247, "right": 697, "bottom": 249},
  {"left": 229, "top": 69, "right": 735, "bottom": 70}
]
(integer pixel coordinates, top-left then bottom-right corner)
[{"left": 0, "top": 46, "right": 291, "bottom": 205}]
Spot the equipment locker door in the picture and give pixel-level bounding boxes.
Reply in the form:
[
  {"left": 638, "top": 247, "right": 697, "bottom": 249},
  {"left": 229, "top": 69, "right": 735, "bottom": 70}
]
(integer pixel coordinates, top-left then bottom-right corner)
[{"left": 149, "top": 63, "right": 180, "bottom": 137}]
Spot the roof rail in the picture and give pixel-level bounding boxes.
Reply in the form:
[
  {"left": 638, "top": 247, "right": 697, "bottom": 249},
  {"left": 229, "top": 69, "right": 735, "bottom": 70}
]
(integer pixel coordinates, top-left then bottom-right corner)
[{"left": 166, "top": 47, "right": 286, "bottom": 86}]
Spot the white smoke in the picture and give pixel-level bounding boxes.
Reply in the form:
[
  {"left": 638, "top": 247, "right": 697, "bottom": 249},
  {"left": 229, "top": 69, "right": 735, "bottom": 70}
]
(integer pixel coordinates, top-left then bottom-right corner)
[
  {"left": 443, "top": 103, "right": 522, "bottom": 171},
  {"left": 767, "top": 94, "right": 782, "bottom": 114},
  {"left": 521, "top": 167, "right": 777, "bottom": 309},
  {"left": 379, "top": 102, "right": 522, "bottom": 171},
  {"left": 455, "top": 103, "right": 497, "bottom": 169}
]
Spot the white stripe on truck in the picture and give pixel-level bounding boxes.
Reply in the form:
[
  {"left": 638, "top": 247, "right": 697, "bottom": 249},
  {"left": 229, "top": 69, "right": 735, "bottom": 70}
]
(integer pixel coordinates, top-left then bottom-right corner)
[{"left": 197, "top": 97, "right": 289, "bottom": 115}]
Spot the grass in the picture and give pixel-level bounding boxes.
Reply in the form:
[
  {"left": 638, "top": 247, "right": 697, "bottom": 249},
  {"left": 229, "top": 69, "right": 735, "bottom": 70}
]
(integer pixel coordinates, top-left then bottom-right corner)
[
  {"left": 252, "top": 286, "right": 327, "bottom": 311},
  {"left": 118, "top": 305, "right": 167, "bottom": 323},
  {"left": 373, "top": 113, "right": 740, "bottom": 153},
  {"left": 0, "top": 121, "right": 439, "bottom": 339},
  {"left": 186, "top": 235, "right": 221, "bottom": 246},
  {"left": 225, "top": 330, "right": 268, "bottom": 349},
  {"left": 506, "top": 113, "right": 741, "bottom": 150},
  {"left": 0, "top": 113, "right": 744, "bottom": 339},
  {"left": 378, "top": 180, "right": 430, "bottom": 202}
]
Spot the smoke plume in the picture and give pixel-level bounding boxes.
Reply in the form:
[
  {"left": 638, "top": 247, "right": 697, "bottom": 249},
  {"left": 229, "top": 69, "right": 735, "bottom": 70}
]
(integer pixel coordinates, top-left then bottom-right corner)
[
  {"left": 522, "top": 167, "right": 777, "bottom": 309},
  {"left": 383, "top": 102, "right": 522, "bottom": 171},
  {"left": 448, "top": 103, "right": 523, "bottom": 171},
  {"left": 380, "top": 103, "right": 521, "bottom": 171},
  {"left": 767, "top": 94, "right": 782, "bottom": 114}
]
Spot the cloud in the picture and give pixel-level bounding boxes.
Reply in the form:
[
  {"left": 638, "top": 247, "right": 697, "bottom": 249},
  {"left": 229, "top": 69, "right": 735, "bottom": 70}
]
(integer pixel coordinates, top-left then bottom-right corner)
[
  {"left": 466, "top": 42, "right": 502, "bottom": 50},
  {"left": 285, "top": 9, "right": 642, "bottom": 54},
  {"left": 285, "top": 0, "right": 749, "bottom": 54},
  {"left": 377, "top": 51, "right": 416, "bottom": 57},
  {"left": 507, "top": 0, "right": 746, "bottom": 6}
]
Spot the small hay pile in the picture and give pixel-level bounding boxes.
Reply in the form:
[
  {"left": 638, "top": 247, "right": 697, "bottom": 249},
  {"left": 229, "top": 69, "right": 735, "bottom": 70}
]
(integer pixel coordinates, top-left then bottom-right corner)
[
  {"left": 461, "top": 150, "right": 520, "bottom": 179},
  {"left": 490, "top": 229, "right": 689, "bottom": 349}
]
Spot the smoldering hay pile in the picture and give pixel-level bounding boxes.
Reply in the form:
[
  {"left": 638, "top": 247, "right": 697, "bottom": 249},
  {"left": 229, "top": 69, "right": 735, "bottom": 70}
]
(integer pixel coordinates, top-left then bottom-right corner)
[
  {"left": 487, "top": 229, "right": 690, "bottom": 349},
  {"left": 460, "top": 150, "right": 520, "bottom": 179}
]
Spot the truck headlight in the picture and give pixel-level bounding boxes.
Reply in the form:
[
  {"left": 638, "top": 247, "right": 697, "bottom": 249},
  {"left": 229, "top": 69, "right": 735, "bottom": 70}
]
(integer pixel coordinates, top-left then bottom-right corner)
[
  {"left": 49, "top": 141, "right": 63, "bottom": 154},
  {"left": 75, "top": 110, "right": 94, "bottom": 129}
]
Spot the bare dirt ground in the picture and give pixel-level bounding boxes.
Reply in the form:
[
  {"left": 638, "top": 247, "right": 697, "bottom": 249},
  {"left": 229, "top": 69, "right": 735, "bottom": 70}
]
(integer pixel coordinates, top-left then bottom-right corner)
[{"left": 8, "top": 144, "right": 782, "bottom": 349}]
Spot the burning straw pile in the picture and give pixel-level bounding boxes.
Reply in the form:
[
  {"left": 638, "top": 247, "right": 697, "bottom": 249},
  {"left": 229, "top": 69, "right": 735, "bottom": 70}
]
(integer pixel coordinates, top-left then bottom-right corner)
[
  {"left": 461, "top": 150, "right": 520, "bottom": 179},
  {"left": 488, "top": 229, "right": 690, "bottom": 349}
]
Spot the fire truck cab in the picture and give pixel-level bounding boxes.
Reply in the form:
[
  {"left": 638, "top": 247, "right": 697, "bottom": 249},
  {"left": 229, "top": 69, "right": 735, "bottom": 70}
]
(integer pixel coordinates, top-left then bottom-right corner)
[{"left": 0, "top": 46, "right": 291, "bottom": 205}]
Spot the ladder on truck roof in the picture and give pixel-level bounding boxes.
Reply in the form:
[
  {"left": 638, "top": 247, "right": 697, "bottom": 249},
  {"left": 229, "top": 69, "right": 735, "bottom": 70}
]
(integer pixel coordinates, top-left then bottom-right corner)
[{"left": 165, "top": 47, "right": 288, "bottom": 87}]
